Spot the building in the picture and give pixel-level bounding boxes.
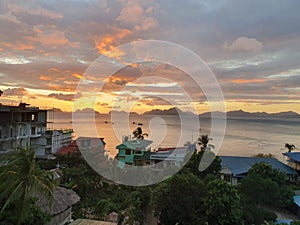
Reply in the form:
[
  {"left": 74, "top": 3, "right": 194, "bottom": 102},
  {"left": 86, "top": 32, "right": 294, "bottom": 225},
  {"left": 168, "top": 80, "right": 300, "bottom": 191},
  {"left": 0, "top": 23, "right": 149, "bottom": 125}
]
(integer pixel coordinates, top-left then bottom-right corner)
[
  {"left": 150, "top": 145, "right": 195, "bottom": 169},
  {"left": 37, "top": 186, "right": 80, "bottom": 225},
  {"left": 220, "top": 156, "right": 298, "bottom": 185},
  {"left": 0, "top": 103, "right": 48, "bottom": 156},
  {"left": 56, "top": 137, "right": 106, "bottom": 155},
  {"left": 283, "top": 152, "right": 300, "bottom": 171},
  {"left": 49, "top": 129, "right": 74, "bottom": 154},
  {"left": 0, "top": 103, "right": 74, "bottom": 158},
  {"left": 116, "top": 136, "right": 152, "bottom": 167}
]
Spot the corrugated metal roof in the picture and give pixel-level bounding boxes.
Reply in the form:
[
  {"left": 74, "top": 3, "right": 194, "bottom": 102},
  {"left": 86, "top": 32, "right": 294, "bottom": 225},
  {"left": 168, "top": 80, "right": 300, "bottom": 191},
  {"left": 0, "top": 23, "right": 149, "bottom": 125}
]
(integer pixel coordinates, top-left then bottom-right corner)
[
  {"left": 283, "top": 152, "right": 300, "bottom": 163},
  {"left": 70, "top": 219, "right": 117, "bottom": 225},
  {"left": 116, "top": 139, "right": 152, "bottom": 150},
  {"left": 294, "top": 196, "right": 300, "bottom": 207},
  {"left": 220, "top": 156, "right": 297, "bottom": 177}
]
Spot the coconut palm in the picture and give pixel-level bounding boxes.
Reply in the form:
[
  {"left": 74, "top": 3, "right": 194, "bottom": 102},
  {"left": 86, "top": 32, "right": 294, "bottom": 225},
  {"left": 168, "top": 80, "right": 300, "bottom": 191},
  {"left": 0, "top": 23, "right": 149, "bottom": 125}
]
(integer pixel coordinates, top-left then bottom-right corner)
[
  {"left": 132, "top": 127, "right": 148, "bottom": 140},
  {"left": 198, "top": 134, "right": 214, "bottom": 151},
  {"left": 0, "top": 145, "right": 58, "bottom": 224},
  {"left": 285, "top": 143, "right": 296, "bottom": 152}
]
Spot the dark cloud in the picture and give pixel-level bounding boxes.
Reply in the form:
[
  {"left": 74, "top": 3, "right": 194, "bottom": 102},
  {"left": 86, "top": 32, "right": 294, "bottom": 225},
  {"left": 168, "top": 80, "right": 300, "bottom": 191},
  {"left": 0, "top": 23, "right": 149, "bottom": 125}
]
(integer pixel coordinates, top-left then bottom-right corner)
[
  {"left": 48, "top": 93, "right": 80, "bottom": 101},
  {"left": 3, "top": 87, "right": 27, "bottom": 97}
]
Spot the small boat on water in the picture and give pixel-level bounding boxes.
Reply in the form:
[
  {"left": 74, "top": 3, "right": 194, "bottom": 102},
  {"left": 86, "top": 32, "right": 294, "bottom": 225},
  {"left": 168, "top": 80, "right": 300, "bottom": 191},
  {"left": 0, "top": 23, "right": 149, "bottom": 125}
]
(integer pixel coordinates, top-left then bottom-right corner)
[{"left": 137, "top": 123, "right": 143, "bottom": 126}]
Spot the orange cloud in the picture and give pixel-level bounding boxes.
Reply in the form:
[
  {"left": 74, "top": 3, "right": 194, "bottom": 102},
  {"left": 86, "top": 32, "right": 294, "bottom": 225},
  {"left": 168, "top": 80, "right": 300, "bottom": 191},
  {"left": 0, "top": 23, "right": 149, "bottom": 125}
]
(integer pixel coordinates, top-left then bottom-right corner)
[
  {"left": 39, "top": 75, "right": 51, "bottom": 81},
  {"left": 72, "top": 73, "right": 83, "bottom": 79},
  {"left": 0, "top": 42, "right": 34, "bottom": 51},
  {"left": 231, "top": 79, "right": 267, "bottom": 84},
  {"left": 94, "top": 28, "right": 132, "bottom": 59}
]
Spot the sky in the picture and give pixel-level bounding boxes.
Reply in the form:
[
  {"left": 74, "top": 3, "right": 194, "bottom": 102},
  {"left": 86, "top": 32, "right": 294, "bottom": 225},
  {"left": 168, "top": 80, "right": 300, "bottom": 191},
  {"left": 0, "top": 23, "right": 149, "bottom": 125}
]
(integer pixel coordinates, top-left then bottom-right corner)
[{"left": 0, "top": 0, "right": 300, "bottom": 113}]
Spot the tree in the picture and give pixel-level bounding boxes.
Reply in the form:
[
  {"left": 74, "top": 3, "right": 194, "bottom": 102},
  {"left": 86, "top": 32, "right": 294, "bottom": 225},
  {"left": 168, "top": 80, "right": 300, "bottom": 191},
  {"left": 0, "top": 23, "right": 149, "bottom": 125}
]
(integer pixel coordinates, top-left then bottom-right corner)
[
  {"left": 285, "top": 143, "right": 296, "bottom": 152},
  {"left": 183, "top": 150, "right": 221, "bottom": 179},
  {"left": 0, "top": 145, "right": 58, "bottom": 224},
  {"left": 204, "top": 179, "right": 242, "bottom": 225},
  {"left": 132, "top": 127, "right": 148, "bottom": 140},
  {"left": 197, "top": 134, "right": 214, "bottom": 151},
  {"left": 239, "top": 162, "right": 294, "bottom": 224},
  {"left": 152, "top": 172, "right": 207, "bottom": 225}
]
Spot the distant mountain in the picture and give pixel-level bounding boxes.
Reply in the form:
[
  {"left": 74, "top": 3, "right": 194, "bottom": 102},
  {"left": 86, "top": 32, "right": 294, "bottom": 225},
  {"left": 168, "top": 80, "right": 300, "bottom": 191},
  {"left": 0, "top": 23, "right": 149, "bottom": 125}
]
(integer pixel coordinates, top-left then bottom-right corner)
[
  {"left": 108, "top": 110, "right": 139, "bottom": 115},
  {"left": 52, "top": 107, "right": 64, "bottom": 113},
  {"left": 75, "top": 108, "right": 102, "bottom": 115},
  {"left": 199, "top": 109, "right": 300, "bottom": 118},
  {"left": 55, "top": 107, "right": 300, "bottom": 119}
]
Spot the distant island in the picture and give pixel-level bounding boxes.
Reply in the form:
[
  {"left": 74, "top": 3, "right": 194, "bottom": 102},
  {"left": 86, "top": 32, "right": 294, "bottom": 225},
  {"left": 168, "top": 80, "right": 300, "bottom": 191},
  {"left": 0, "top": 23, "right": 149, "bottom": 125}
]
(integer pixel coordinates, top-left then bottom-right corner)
[{"left": 53, "top": 107, "right": 300, "bottom": 119}]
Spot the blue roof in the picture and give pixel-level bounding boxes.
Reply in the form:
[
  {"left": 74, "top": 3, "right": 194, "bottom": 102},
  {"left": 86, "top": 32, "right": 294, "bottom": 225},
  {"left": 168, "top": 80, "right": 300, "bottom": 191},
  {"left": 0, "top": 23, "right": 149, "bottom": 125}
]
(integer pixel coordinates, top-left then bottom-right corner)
[
  {"left": 294, "top": 196, "right": 300, "bottom": 207},
  {"left": 220, "top": 156, "right": 297, "bottom": 177},
  {"left": 275, "top": 219, "right": 292, "bottom": 225},
  {"left": 283, "top": 152, "right": 300, "bottom": 163}
]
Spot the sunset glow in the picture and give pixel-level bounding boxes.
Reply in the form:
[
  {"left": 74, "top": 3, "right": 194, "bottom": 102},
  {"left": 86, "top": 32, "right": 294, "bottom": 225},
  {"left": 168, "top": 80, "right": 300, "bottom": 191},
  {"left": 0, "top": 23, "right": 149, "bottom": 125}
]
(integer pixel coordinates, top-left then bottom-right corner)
[{"left": 0, "top": 0, "right": 300, "bottom": 114}]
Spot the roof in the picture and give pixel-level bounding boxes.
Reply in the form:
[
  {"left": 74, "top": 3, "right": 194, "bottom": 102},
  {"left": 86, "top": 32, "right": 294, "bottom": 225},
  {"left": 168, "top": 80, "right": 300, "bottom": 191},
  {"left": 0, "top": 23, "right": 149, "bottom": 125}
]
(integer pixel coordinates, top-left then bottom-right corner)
[
  {"left": 283, "top": 152, "right": 300, "bottom": 163},
  {"left": 70, "top": 219, "right": 117, "bottom": 225},
  {"left": 220, "top": 156, "right": 297, "bottom": 177},
  {"left": 76, "top": 137, "right": 106, "bottom": 146},
  {"left": 116, "top": 139, "right": 152, "bottom": 150},
  {"left": 37, "top": 187, "right": 80, "bottom": 216},
  {"left": 294, "top": 196, "right": 300, "bottom": 207},
  {"left": 275, "top": 219, "right": 291, "bottom": 225},
  {"left": 56, "top": 141, "right": 79, "bottom": 155}
]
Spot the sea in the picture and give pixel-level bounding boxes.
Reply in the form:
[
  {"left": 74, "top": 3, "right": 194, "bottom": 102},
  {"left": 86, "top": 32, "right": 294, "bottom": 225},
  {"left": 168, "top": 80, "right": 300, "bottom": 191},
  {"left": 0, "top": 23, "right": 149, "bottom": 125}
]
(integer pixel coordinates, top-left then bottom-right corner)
[{"left": 49, "top": 112, "right": 300, "bottom": 161}]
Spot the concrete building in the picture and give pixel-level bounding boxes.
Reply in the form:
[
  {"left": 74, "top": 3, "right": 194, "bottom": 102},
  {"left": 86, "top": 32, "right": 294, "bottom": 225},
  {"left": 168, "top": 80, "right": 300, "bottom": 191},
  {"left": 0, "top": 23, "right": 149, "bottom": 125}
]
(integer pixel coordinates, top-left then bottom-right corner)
[
  {"left": 0, "top": 103, "right": 49, "bottom": 155},
  {"left": 0, "top": 103, "right": 73, "bottom": 157}
]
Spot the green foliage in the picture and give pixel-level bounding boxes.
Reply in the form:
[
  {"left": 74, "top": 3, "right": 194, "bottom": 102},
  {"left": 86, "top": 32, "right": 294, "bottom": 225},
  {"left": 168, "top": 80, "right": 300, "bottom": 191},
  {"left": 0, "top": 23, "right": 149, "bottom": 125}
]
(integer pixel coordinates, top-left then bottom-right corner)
[
  {"left": 152, "top": 172, "right": 207, "bottom": 225},
  {"left": 0, "top": 146, "right": 57, "bottom": 224},
  {"left": 291, "top": 220, "right": 300, "bottom": 225},
  {"left": 183, "top": 150, "right": 221, "bottom": 178},
  {"left": 205, "top": 179, "right": 242, "bottom": 225},
  {"left": 239, "top": 162, "right": 294, "bottom": 224}
]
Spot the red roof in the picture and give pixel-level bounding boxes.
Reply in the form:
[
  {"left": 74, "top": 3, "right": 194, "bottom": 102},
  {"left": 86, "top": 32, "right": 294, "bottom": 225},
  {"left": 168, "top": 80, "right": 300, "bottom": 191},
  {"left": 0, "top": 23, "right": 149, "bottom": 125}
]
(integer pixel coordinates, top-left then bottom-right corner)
[{"left": 56, "top": 141, "right": 79, "bottom": 155}]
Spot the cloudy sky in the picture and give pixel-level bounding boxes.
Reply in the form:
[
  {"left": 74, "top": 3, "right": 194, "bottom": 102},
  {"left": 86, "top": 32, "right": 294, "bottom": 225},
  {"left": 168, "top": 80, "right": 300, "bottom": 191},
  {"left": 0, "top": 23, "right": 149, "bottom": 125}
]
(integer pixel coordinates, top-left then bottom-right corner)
[{"left": 0, "top": 0, "right": 299, "bottom": 113}]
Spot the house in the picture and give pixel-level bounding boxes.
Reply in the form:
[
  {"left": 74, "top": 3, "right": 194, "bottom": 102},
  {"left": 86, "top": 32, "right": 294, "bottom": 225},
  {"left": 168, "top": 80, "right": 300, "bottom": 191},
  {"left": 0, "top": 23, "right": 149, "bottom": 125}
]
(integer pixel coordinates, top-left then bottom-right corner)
[
  {"left": 48, "top": 129, "right": 74, "bottom": 154},
  {"left": 150, "top": 144, "right": 195, "bottom": 169},
  {"left": 116, "top": 136, "right": 152, "bottom": 167},
  {"left": 283, "top": 152, "right": 300, "bottom": 171},
  {"left": 56, "top": 137, "right": 106, "bottom": 155},
  {"left": 37, "top": 186, "right": 80, "bottom": 225},
  {"left": 220, "top": 156, "right": 298, "bottom": 185}
]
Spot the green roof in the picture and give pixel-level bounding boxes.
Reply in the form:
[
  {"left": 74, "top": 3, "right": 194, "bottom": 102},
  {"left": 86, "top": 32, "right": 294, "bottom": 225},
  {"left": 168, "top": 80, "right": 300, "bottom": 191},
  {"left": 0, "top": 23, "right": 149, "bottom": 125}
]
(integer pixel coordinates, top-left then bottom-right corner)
[{"left": 116, "top": 139, "right": 153, "bottom": 150}]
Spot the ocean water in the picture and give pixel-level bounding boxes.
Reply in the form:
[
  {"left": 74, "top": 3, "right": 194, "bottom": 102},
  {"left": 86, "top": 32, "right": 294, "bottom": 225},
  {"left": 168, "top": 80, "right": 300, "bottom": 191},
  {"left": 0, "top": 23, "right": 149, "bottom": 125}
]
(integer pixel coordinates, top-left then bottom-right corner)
[{"left": 49, "top": 112, "right": 300, "bottom": 161}]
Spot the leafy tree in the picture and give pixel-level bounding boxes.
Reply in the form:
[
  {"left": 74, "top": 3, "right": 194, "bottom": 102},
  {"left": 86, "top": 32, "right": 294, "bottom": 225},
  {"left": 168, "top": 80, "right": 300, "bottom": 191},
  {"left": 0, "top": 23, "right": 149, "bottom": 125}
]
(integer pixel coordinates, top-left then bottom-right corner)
[
  {"left": 204, "top": 179, "right": 242, "bottom": 225},
  {"left": 132, "top": 127, "right": 148, "bottom": 139},
  {"left": 183, "top": 150, "right": 221, "bottom": 179},
  {"left": 197, "top": 134, "right": 214, "bottom": 151},
  {"left": 0, "top": 145, "right": 58, "bottom": 224},
  {"left": 285, "top": 143, "right": 296, "bottom": 152},
  {"left": 152, "top": 172, "right": 207, "bottom": 225},
  {"left": 239, "top": 162, "right": 294, "bottom": 224}
]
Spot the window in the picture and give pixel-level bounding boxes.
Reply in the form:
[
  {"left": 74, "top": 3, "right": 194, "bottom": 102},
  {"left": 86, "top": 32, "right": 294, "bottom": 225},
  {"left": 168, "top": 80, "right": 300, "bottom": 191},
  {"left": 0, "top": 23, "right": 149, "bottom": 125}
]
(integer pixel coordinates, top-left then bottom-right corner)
[
  {"left": 135, "top": 150, "right": 142, "bottom": 155},
  {"left": 125, "top": 149, "right": 131, "bottom": 155},
  {"left": 31, "top": 114, "right": 35, "bottom": 121},
  {"left": 31, "top": 127, "right": 36, "bottom": 135}
]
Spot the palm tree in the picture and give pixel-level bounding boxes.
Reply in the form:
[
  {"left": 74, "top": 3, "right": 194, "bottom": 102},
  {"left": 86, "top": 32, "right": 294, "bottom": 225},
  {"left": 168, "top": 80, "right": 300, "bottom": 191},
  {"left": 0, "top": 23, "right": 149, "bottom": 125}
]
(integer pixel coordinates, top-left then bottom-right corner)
[
  {"left": 198, "top": 134, "right": 214, "bottom": 151},
  {"left": 132, "top": 127, "right": 148, "bottom": 140},
  {"left": 285, "top": 143, "right": 296, "bottom": 152},
  {"left": 0, "top": 145, "right": 58, "bottom": 224}
]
